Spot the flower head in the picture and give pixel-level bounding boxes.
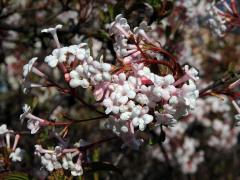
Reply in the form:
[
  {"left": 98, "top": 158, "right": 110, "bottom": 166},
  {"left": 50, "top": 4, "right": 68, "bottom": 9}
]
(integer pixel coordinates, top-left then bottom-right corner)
[
  {"left": 0, "top": 124, "right": 8, "bottom": 135},
  {"left": 23, "top": 57, "right": 38, "bottom": 79},
  {"left": 27, "top": 119, "right": 40, "bottom": 134},
  {"left": 41, "top": 24, "right": 62, "bottom": 34},
  {"left": 41, "top": 24, "right": 62, "bottom": 48},
  {"left": 9, "top": 147, "right": 24, "bottom": 162},
  {"left": 20, "top": 104, "right": 31, "bottom": 124}
]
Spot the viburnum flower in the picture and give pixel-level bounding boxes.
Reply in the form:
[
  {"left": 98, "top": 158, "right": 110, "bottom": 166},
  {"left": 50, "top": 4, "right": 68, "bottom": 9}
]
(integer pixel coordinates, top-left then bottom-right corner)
[
  {"left": 9, "top": 147, "right": 24, "bottom": 162},
  {"left": 0, "top": 124, "right": 17, "bottom": 150},
  {"left": 62, "top": 152, "right": 83, "bottom": 176},
  {"left": 110, "top": 14, "right": 131, "bottom": 38},
  {"left": 0, "top": 124, "right": 9, "bottom": 148},
  {"left": 34, "top": 144, "right": 83, "bottom": 176},
  {"left": 39, "top": 147, "right": 64, "bottom": 172},
  {"left": 27, "top": 119, "right": 40, "bottom": 134},
  {"left": 23, "top": 57, "right": 38, "bottom": 79},
  {"left": 44, "top": 44, "right": 90, "bottom": 68},
  {"left": 41, "top": 24, "right": 62, "bottom": 48},
  {"left": 88, "top": 15, "right": 200, "bottom": 140},
  {"left": 34, "top": 144, "right": 44, "bottom": 156},
  {"left": 174, "top": 65, "right": 199, "bottom": 86},
  {"left": 20, "top": 104, "right": 46, "bottom": 134},
  {"left": 69, "top": 56, "right": 112, "bottom": 88},
  {"left": 40, "top": 153, "right": 61, "bottom": 172},
  {"left": 133, "top": 21, "right": 157, "bottom": 45},
  {"left": 62, "top": 152, "right": 77, "bottom": 170},
  {"left": 20, "top": 104, "right": 31, "bottom": 122},
  {"left": 22, "top": 57, "right": 46, "bottom": 94},
  {"left": 154, "top": 112, "right": 177, "bottom": 127},
  {"left": 21, "top": 14, "right": 200, "bottom": 153},
  {"left": 70, "top": 161, "right": 83, "bottom": 176},
  {"left": 0, "top": 124, "right": 8, "bottom": 135}
]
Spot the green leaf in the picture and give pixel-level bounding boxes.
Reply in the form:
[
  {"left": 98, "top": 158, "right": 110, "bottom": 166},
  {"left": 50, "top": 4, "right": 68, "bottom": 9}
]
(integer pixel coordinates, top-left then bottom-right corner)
[
  {"left": 85, "top": 162, "right": 122, "bottom": 175},
  {"left": 108, "top": 5, "right": 114, "bottom": 21},
  {"left": 148, "top": 137, "right": 157, "bottom": 145}
]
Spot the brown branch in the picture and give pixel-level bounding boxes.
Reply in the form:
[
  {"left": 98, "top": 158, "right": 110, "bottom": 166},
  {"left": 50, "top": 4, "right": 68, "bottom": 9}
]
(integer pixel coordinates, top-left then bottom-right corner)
[
  {"left": 70, "top": 88, "right": 106, "bottom": 116},
  {"left": 199, "top": 70, "right": 240, "bottom": 96}
]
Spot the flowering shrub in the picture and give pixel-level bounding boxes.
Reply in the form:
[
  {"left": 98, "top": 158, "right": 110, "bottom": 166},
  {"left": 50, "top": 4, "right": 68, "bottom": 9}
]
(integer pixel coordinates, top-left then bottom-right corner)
[{"left": 0, "top": 0, "right": 240, "bottom": 179}]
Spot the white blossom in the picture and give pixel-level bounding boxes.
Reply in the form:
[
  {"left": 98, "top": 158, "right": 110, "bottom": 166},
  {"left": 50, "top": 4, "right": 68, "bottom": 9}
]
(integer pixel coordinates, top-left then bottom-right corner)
[
  {"left": 71, "top": 164, "right": 83, "bottom": 176},
  {"left": 9, "top": 148, "right": 24, "bottom": 162},
  {"left": 20, "top": 104, "right": 31, "bottom": 123},
  {"left": 23, "top": 57, "right": 38, "bottom": 79},
  {"left": 44, "top": 44, "right": 90, "bottom": 68},
  {"left": 41, "top": 24, "right": 63, "bottom": 34},
  {"left": 20, "top": 104, "right": 45, "bottom": 134},
  {"left": 0, "top": 124, "right": 8, "bottom": 135},
  {"left": 27, "top": 119, "right": 40, "bottom": 134}
]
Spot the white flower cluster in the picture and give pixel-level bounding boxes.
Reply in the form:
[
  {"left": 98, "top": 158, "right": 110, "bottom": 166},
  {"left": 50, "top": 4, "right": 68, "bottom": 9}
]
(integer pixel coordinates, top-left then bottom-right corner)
[
  {"left": 21, "top": 16, "right": 200, "bottom": 141},
  {"left": 20, "top": 19, "right": 200, "bottom": 173},
  {"left": 94, "top": 15, "right": 199, "bottom": 137},
  {"left": 0, "top": 124, "right": 24, "bottom": 162},
  {"left": 0, "top": 124, "right": 10, "bottom": 148},
  {"left": 9, "top": 147, "right": 25, "bottom": 162},
  {"left": 69, "top": 56, "right": 112, "bottom": 88},
  {"left": 35, "top": 17, "right": 199, "bottom": 138},
  {"left": 207, "top": 0, "right": 232, "bottom": 37},
  {"left": 44, "top": 43, "right": 90, "bottom": 68},
  {"left": 35, "top": 145, "right": 83, "bottom": 176},
  {"left": 102, "top": 72, "right": 152, "bottom": 132},
  {"left": 102, "top": 63, "right": 199, "bottom": 136},
  {"left": 42, "top": 30, "right": 112, "bottom": 89},
  {"left": 109, "top": 14, "right": 159, "bottom": 64}
]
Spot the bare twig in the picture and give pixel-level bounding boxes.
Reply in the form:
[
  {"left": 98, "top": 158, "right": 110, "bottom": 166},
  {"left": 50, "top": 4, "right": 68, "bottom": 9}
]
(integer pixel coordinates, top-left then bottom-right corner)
[{"left": 199, "top": 70, "right": 240, "bottom": 96}]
